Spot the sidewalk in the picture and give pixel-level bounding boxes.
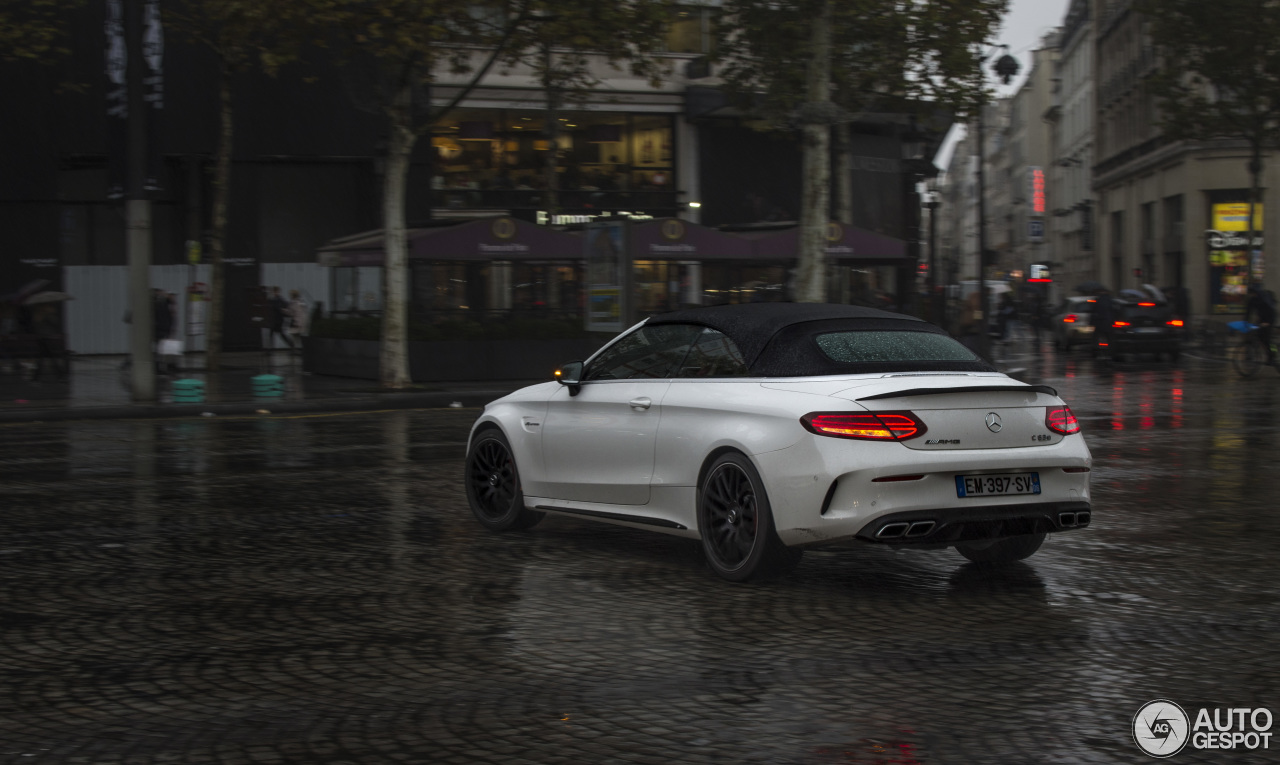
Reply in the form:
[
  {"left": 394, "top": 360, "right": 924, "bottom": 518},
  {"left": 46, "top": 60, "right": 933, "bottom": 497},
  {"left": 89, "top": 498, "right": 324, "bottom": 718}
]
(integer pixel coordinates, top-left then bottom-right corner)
[
  {"left": 0, "top": 352, "right": 542, "bottom": 424},
  {"left": 0, "top": 343, "right": 1041, "bottom": 425}
]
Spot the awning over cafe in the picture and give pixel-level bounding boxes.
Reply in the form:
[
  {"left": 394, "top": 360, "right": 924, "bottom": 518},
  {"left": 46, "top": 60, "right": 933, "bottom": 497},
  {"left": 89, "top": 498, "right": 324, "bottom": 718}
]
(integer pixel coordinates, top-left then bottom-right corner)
[
  {"left": 749, "top": 221, "right": 908, "bottom": 263},
  {"left": 628, "top": 218, "right": 755, "bottom": 261},
  {"left": 317, "top": 216, "right": 908, "bottom": 267},
  {"left": 317, "top": 216, "right": 582, "bottom": 266}
]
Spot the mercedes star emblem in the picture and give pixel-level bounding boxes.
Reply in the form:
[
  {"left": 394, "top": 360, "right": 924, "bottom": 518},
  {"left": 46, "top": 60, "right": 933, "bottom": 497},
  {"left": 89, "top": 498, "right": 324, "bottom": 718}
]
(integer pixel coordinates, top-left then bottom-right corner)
[{"left": 985, "top": 412, "right": 1003, "bottom": 433}]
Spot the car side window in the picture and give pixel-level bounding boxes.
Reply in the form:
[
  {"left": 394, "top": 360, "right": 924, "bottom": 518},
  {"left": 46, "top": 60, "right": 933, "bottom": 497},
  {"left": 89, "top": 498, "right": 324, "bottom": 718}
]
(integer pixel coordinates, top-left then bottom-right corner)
[
  {"left": 677, "top": 328, "right": 749, "bottom": 378},
  {"left": 584, "top": 324, "right": 702, "bottom": 381}
]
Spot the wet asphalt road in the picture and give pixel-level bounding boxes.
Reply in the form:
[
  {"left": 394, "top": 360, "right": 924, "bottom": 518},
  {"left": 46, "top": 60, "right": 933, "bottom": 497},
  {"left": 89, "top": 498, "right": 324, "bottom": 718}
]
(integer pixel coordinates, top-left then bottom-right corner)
[{"left": 1, "top": 350, "right": 1278, "bottom": 764}]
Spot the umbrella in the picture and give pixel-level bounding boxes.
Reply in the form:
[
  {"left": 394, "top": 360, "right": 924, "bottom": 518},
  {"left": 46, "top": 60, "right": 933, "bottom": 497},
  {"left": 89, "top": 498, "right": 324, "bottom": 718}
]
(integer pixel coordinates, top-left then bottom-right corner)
[
  {"left": 0, "top": 278, "right": 50, "bottom": 304},
  {"left": 1075, "top": 280, "right": 1105, "bottom": 294},
  {"left": 21, "top": 290, "right": 74, "bottom": 305}
]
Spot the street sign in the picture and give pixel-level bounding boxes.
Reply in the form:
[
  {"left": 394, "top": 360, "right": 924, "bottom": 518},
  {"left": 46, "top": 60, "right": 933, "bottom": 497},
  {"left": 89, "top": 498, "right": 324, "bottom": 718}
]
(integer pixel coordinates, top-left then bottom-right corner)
[{"left": 1028, "top": 219, "right": 1045, "bottom": 243}]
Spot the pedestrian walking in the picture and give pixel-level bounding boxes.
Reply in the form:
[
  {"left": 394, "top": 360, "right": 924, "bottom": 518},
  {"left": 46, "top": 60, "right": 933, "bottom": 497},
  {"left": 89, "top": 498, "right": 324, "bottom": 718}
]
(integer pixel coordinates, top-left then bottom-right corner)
[
  {"left": 154, "top": 289, "right": 178, "bottom": 374},
  {"left": 268, "top": 286, "right": 294, "bottom": 349},
  {"left": 28, "top": 303, "right": 67, "bottom": 380},
  {"left": 997, "top": 292, "right": 1017, "bottom": 344},
  {"left": 1246, "top": 283, "right": 1277, "bottom": 365},
  {"left": 286, "top": 289, "right": 308, "bottom": 350}
]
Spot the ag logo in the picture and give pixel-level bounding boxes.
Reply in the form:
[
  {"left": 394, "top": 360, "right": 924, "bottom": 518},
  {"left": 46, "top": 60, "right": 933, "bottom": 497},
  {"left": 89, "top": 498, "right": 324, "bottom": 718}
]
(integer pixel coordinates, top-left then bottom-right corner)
[
  {"left": 491, "top": 217, "right": 517, "bottom": 240},
  {"left": 1133, "top": 700, "right": 1190, "bottom": 757},
  {"left": 660, "top": 218, "right": 685, "bottom": 241}
]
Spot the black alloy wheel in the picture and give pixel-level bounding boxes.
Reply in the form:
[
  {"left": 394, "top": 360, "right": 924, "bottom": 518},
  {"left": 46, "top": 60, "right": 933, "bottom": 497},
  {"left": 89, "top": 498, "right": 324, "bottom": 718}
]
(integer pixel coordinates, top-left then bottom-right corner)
[
  {"left": 697, "top": 452, "right": 800, "bottom": 582},
  {"left": 465, "top": 429, "right": 543, "bottom": 532}
]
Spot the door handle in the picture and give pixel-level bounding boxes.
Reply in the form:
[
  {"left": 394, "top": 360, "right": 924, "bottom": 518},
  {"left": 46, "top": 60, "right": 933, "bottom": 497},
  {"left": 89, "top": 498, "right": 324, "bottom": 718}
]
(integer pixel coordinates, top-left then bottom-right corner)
[{"left": 628, "top": 397, "right": 652, "bottom": 410}]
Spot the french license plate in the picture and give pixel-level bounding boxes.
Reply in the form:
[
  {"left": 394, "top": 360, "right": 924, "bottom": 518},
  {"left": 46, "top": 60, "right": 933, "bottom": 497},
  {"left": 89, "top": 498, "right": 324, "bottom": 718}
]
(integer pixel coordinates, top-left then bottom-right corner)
[
  {"left": 1136, "top": 327, "right": 1161, "bottom": 334},
  {"left": 955, "top": 472, "right": 1041, "bottom": 498},
  {"left": 1080, "top": 325, "right": 1095, "bottom": 333}
]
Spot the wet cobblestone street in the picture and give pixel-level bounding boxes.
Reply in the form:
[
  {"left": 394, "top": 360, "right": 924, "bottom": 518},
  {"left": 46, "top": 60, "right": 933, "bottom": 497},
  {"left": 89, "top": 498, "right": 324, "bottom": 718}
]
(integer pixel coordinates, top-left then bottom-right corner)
[{"left": 2, "top": 354, "right": 1278, "bottom": 763}]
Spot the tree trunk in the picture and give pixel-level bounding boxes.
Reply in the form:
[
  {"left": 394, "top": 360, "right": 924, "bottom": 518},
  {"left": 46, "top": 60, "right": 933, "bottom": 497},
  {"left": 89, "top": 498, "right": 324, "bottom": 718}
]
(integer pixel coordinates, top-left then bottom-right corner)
[
  {"left": 206, "top": 66, "right": 232, "bottom": 372},
  {"left": 380, "top": 83, "right": 415, "bottom": 389},
  {"left": 542, "top": 47, "right": 561, "bottom": 216},
  {"left": 793, "top": 0, "right": 833, "bottom": 303}
]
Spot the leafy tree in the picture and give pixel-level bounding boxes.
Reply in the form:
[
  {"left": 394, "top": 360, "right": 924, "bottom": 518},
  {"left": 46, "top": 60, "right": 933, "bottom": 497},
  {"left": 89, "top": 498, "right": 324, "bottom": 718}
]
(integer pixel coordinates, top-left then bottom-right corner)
[
  {"left": 0, "top": 0, "right": 82, "bottom": 64},
  {"left": 716, "top": 0, "right": 1007, "bottom": 302},
  {"left": 328, "top": 1, "right": 530, "bottom": 388},
  {"left": 499, "top": 0, "right": 672, "bottom": 215},
  {"left": 167, "top": 0, "right": 330, "bottom": 371},
  {"left": 1138, "top": 0, "right": 1280, "bottom": 270}
]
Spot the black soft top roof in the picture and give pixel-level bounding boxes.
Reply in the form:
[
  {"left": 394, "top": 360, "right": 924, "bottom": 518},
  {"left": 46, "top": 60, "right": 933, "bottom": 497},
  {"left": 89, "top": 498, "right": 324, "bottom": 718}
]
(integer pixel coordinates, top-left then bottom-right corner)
[{"left": 646, "top": 303, "right": 947, "bottom": 373}]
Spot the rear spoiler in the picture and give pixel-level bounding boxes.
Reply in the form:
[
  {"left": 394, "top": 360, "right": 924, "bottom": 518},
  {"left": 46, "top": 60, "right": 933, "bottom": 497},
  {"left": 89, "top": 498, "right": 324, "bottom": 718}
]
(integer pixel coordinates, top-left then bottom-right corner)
[{"left": 857, "top": 384, "right": 1058, "bottom": 402}]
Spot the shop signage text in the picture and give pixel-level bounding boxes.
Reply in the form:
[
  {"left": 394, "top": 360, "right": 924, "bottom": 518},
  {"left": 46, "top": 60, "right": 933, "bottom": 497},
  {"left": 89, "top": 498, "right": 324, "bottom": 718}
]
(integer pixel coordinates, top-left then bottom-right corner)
[
  {"left": 537, "top": 210, "right": 654, "bottom": 226},
  {"left": 1206, "top": 230, "right": 1264, "bottom": 249}
]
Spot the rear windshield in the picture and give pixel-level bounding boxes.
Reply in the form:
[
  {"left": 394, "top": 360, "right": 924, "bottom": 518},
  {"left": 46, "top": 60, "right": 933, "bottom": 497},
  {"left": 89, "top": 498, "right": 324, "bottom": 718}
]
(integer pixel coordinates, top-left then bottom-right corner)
[
  {"left": 752, "top": 319, "right": 997, "bottom": 376},
  {"left": 1116, "top": 302, "right": 1172, "bottom": 320},
  {"left": 816, "top": 331, "right": 978, "bottom": 363}
]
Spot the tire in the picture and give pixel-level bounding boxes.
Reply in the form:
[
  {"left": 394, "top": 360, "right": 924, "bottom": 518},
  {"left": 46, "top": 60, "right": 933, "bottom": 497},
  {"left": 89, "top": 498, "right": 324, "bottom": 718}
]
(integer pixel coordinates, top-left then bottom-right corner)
[
  {"left": 465, "top": 428, "right": 544, "bottom": 532},
  {"left": 697, "top": 452, "right": 800, "bottom": 582},
  {"left": 955, "top": 532, "right": 1045, "bottom": 566},
  {"left": 1233, "top": 340, "right": 1263, "bottom": 377}
]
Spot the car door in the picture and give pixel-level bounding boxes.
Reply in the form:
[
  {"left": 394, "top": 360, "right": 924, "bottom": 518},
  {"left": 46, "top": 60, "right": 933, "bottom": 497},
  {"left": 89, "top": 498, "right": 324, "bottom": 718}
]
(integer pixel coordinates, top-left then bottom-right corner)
[{"left": 539, "top": 323, "right": 702, "bottom": 505}]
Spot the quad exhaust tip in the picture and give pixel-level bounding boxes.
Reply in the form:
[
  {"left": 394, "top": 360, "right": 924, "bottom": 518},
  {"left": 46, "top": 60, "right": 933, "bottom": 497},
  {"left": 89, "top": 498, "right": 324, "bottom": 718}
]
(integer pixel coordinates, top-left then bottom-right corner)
[
  {"left": 1059, "top": 511, "right": 1091, "bottom": 528},
  {"left": 906, "top": 520, "right": 935, "bottom": 537},
  {"left": 876, "top": 520, "right": 936, "bottom": 539}
]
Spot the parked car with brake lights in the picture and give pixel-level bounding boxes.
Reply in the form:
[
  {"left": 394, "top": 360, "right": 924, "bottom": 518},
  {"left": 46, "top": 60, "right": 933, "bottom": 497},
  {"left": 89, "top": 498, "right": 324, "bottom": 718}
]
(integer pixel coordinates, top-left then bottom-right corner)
[
  {"left": 1103, "top": 299, "right": 1183, "bottom": 361},
  {"left": 465, "top": 303, "right": 1093, "bottom": 582},
  {"left": 1051, "top": 295, "right": 1096, "bottom": 350}
]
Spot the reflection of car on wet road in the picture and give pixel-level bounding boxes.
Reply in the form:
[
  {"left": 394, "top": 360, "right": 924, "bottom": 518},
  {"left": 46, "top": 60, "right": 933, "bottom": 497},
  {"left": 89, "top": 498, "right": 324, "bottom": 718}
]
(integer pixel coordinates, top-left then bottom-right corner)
[
  {"left": 1103, "top": 299, "right": 1183, "bottom": 361},
  {"left": 465, "top": 303, "right": 1093, "bottom": 582},
  {"left": 1051, "top": 296, "right": 1096, "bottom": 350}
]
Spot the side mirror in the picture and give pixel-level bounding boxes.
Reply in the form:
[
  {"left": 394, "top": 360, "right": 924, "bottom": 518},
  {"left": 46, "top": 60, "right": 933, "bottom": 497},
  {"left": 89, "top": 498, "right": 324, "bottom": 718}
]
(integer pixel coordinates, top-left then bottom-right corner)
[{"left": 555, "top": 360, "right": 584, "bottom": 396}]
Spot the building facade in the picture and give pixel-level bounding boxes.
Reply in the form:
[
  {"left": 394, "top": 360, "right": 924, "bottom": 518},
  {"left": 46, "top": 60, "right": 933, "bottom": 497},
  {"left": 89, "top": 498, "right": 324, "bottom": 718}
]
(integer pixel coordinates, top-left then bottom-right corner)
[
  {"left": 1047, "top": 0, "right": 1096, "bottom": 300},
  {"left": 1093, "top": 0, "right": 1275, "bottom": 318},
  {"left": 0, "top": 1, "right": 938, "bottom": 352}
]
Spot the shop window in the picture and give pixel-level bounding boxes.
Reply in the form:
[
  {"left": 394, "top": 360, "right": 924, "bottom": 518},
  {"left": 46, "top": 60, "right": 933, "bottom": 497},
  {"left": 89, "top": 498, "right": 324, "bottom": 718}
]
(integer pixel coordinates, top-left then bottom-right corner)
[
  {"left": 430, "top": 110, "right": 675, "bottom": 211},
  {"left": 665, "top": 6, "right": 710, "bottom": 54}
]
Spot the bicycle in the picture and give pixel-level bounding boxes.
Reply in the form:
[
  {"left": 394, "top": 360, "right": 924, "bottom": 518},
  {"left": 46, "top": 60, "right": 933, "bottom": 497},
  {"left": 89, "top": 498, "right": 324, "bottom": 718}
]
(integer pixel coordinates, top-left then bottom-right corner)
[{"left": 1228, "top": 320, "right": 1277, "bottom": 377}]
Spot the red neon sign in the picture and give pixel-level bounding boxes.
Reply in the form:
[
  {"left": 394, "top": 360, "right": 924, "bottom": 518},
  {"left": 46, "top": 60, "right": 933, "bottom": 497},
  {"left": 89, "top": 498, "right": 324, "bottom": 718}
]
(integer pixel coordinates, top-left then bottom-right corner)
[{"left": 1030, "top": 167, "right": 1046, "bottom": 215}]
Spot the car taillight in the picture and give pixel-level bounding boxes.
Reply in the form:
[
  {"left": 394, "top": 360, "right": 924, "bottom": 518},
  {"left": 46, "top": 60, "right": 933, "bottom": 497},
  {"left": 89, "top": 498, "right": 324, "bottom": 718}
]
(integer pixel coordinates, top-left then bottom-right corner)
[
  {"left": 1138, "top": 302, "right": 1155, "bottom": 307},
  {"left": 1063, "top": 314, "right": 1077, "bottom": 323},
  {"left": 1046, "top": 405, "right": 1080, "bottom": 435},
  {"left": 1168, "top": 319, "right": 1184, "bottom": 327},
  {"left": 801, "top": 411, "right": 927, "bottom": 441},
  {"left": 1113, "top": 320, "right": 1130, "bottom": 327}
]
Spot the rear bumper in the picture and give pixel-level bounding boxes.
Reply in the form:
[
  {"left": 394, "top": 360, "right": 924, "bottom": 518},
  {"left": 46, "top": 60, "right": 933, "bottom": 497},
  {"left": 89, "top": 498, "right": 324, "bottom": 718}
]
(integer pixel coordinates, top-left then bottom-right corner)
[
  {"left": 1109, "top": 334, "right": 1179, "bottom": 352},
  {"left": 854, "top": 500, "right": 1091, "bottom": 546}
]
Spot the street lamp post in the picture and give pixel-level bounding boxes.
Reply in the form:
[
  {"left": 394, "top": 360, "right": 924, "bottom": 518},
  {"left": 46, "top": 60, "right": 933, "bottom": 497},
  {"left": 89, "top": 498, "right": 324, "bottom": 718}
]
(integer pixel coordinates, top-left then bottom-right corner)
[
  {"left": 975, "top": 46, "right": 1020, "bottom": 360},
  {"left": 926, "top": 192, "right": 941, "bottom": 324}
]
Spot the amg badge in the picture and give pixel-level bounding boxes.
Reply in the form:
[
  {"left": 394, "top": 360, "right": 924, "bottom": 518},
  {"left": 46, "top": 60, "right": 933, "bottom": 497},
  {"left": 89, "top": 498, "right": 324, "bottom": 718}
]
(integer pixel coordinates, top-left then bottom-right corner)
[{"left": 926, "top": 439, "right": 961, "bottom": 445}]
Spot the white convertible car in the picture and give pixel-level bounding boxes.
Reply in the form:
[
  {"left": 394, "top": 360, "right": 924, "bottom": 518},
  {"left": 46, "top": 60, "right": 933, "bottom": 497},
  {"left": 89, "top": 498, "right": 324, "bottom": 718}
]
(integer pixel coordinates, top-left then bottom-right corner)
[{"left": 465, "top": 303, "right": 1092, "bottom": 581}]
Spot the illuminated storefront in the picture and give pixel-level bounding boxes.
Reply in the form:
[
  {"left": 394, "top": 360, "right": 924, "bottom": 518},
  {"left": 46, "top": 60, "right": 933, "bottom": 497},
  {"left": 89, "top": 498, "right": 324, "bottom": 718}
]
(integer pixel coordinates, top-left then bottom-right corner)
[
  {"left": 1207, "top": 201, "right": 1264, "bottom": 314},
  {"left": 429, "top": 110, "right": 680, "bottom": 223}
]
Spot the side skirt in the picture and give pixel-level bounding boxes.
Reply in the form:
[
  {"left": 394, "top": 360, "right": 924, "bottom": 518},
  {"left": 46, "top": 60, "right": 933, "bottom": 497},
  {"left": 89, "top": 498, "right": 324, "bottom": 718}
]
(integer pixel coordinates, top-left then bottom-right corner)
[{"left": 536, "top": 505, "right": 687, "bottom": 530}]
